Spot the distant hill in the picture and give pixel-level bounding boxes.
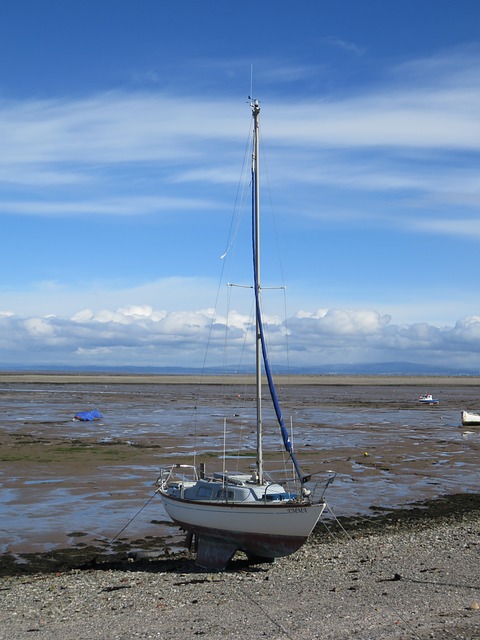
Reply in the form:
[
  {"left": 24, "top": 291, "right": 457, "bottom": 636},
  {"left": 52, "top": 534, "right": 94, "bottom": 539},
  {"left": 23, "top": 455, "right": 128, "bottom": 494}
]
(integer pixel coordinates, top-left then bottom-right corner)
[{"left": 0, "top": 362, "right": 478, "bottom": 376}]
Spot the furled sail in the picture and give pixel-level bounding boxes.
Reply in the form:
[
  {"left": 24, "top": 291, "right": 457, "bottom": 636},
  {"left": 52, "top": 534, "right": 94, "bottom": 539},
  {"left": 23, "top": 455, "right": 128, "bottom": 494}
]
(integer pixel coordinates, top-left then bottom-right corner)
[{"left": 254, "top": 285, "right": 311, "bottom": 484}]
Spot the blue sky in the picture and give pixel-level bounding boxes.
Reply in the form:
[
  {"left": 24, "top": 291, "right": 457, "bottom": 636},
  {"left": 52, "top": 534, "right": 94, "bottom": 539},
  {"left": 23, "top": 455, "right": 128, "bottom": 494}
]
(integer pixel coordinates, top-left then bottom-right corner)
[{"left": 1, "top": 0, "right": 480, "bottom": 371}]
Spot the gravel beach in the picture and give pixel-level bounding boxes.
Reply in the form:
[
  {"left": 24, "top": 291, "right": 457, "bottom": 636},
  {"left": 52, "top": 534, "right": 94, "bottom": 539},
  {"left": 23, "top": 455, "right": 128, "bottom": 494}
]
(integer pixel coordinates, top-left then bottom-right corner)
[
  {"left": 1, "top": 495, "right": 479, "bottom": 640},
  {"left": 1, "top": 375, "right": 479, "bottom": 638}
]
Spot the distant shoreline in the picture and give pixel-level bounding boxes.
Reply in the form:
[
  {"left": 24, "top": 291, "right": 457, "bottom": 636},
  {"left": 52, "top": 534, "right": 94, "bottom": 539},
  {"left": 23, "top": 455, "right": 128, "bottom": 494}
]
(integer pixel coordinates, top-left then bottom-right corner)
[{"left": 1, "top": 372, "right": 480, "bottom": 385}]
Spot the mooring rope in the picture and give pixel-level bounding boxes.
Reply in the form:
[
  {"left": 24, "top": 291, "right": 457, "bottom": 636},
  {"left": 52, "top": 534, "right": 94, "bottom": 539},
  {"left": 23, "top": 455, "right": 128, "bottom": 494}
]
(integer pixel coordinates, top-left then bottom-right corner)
[{"left": 93, "top": 489, "right": 160, "bottom": 560}]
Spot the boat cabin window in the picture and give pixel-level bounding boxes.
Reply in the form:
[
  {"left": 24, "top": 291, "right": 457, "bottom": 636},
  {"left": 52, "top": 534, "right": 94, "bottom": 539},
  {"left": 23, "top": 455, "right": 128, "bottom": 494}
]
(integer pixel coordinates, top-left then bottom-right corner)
[
  {"left": 216, "top": 489, "right": 235, "bottom": 500},
  {"left": 196, "top": 486, "right": 213, "bottom": 499}
]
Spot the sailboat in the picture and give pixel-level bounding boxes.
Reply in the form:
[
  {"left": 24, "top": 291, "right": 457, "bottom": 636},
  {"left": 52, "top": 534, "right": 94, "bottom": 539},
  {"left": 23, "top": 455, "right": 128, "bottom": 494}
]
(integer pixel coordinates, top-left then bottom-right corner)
[{"left": 157, "top": 100, "right": 331, "bottom": 570}]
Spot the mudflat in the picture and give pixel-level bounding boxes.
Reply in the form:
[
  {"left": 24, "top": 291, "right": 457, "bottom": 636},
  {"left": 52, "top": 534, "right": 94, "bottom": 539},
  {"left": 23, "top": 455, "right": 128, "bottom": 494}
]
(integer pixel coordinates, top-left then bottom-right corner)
[{"left": 1, "top": 374, "right": 479, "bottom": 573}]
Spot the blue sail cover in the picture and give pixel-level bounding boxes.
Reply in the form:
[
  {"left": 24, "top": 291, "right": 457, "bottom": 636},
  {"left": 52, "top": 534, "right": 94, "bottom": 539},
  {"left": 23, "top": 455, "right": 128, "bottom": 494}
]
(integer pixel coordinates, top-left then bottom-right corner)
[
  {"left": 254, "top": 288, "right": 310, "bottom": 484},
  {"left": 74, "top": 409, "right": 103, "bottom": 421}
]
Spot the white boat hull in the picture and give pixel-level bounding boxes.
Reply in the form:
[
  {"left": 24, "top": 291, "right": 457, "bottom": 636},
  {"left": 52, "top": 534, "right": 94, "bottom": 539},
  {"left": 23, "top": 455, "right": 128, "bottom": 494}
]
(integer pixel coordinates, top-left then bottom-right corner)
[
  {"left": 419, "top": 394, "right": 439, "bottom": 404},
  {"left": 160, "top": 490, "right": 325, "bottom": 567},
  {"left": 461, "top": 410, "right": 480, "bottom": 426}
]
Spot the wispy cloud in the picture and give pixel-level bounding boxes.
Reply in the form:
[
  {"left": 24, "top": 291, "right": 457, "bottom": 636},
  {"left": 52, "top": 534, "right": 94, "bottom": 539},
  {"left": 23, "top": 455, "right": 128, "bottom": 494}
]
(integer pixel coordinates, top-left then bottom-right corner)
[
  {"left": 320, "top": 36, "right": 366, "bottom": 57},
  {"left": 0, "top": 196, "right": 216, "bottom": 217},
  {"left": 0, "top": 47, "right": 478, "bottom": 170},
  {"left": 2, "top": 45, "right": 480, "bottom": 369},
  {"left": 0, "top": 47, "right": 479, "bottom": 230},
  {"left": 410, "top": 217, "right": 480, "bottom": 238}
]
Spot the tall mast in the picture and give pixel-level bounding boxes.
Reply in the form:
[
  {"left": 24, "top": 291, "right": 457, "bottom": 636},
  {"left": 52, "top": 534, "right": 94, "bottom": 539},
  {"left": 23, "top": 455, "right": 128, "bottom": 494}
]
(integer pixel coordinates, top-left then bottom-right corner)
[{"left": 252, "top": 99, "right": 263, "bottom": 484}]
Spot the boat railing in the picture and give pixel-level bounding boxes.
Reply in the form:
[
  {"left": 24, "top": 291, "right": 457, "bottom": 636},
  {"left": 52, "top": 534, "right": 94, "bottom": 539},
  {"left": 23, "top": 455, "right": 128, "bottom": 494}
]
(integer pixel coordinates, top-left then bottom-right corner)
[
  {"left": 311, "top": 473, "right": 337, "bottom": 502},
  {"left": 157, "top": 464, "right": 199, "bottom": 494}
]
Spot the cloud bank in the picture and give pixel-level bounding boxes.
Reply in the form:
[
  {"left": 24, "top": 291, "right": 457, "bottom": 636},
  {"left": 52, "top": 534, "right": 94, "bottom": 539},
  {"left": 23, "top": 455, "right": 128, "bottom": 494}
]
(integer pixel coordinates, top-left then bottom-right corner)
[{"left": 1, "top": 305, "right": 479, "bottom": 372}]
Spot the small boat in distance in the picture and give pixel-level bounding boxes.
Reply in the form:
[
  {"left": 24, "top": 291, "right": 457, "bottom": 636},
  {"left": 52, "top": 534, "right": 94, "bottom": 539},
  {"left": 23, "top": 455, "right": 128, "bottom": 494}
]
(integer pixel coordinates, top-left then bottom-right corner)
[
  {"left": 157, "top": 100, "right": 332, "bottom": 570},
  {"left": 418, "top": 393, "right": 439, "bottom": 405},
  {"left": 461, "top": 410, "right": 480, "bottom": 426}
]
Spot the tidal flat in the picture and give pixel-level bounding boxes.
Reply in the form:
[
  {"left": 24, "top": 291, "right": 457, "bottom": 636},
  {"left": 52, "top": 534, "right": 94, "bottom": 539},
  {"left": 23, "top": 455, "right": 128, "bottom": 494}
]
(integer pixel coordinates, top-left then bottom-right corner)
[{"left": 0, "top": 373, "right": 479, "bottom": 574}]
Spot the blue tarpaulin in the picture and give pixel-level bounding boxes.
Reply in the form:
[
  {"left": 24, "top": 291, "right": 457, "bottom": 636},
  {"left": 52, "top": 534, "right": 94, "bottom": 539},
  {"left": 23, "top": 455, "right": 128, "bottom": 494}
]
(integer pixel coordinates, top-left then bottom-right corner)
[{"left": 74, "top": 409, "right": 103, "bottom": 421}]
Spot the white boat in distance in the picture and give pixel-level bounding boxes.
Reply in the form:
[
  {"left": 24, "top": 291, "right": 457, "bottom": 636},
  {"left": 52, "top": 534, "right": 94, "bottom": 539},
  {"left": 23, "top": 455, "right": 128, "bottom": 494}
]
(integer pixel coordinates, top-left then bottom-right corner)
[
  {"left": 157, "top": 100, "right": 332, "bottom": 570},
  {"left": 461, "top": 410, "right": 480, "bottom": 426},
  {"left": 418, "top": 393, "right": 439, "bottom": 405}
]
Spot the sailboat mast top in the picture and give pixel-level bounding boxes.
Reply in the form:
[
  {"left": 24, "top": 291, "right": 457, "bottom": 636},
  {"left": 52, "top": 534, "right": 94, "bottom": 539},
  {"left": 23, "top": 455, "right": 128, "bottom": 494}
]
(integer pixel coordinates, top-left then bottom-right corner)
[{"left": 252, "top": 99, "right": 263, "bottom": 484}]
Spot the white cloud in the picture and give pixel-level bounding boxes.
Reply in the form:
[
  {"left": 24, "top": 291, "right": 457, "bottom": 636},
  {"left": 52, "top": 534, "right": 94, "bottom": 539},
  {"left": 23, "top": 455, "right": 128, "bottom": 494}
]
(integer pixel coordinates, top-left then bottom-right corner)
[
  {"left": 292, "top": 308, "right": 391, "bottom": 335},
  {"left": 0, "top": 305, "right": 479, "bottom": 370},
  {"left": 410, "top": 217, "right": 480, "bottom": 238},
  {"left": 0, "top": 196, "right": 216, "bottom": 217},
  {"left": 321, "top": 37, "right": 366, "bottom": 57},
  {"left": 24, "top": 317, "right": 56, "bottom": 337},
  {"left": 0, "top": 93, "right": 237, "bottom": 168}
]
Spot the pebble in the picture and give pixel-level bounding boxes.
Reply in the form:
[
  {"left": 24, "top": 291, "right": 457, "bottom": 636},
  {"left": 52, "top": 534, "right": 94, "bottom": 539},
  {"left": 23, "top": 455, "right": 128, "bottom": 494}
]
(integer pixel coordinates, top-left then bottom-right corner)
[{"left": 1, "top": 511, "right": 479, "bottom": 639}]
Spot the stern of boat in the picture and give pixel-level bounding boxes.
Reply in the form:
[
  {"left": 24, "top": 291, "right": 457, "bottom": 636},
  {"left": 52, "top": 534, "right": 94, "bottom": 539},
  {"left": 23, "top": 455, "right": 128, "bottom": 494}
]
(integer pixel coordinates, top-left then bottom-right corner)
[{"left": 156, "top": 463, "right": 199, "bottom": 498}]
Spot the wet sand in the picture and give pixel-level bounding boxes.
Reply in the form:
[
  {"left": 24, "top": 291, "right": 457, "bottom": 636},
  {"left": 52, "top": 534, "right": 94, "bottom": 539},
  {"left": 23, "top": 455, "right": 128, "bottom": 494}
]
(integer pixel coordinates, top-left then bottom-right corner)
[
  {"left": 2, "top": 372, "right": 480, "bottom": 385},
  {"left": 1, "top": 374, "right": 479, "bottom": 574}
]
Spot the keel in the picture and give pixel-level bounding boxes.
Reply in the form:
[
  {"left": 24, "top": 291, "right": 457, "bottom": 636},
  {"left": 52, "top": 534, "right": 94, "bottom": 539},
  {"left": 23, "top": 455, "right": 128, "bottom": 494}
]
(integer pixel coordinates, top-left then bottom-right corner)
[{"left": 195, "top": 536, "right": 238, "bottom": 570}]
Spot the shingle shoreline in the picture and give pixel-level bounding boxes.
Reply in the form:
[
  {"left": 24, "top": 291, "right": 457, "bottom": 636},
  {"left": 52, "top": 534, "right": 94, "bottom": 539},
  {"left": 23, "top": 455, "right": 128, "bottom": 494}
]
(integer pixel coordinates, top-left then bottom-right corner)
[{"left": 1, "top": 493, "right": 479, "bottom": 639}]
